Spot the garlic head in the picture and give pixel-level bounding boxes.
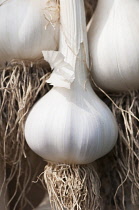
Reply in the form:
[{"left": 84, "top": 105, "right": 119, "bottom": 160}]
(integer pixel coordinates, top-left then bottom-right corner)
[{"left": 25, "top": 50, "right": 118, "bottom": 164}]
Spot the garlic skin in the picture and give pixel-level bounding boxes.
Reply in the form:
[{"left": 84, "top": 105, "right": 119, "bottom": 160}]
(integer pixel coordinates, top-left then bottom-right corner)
[
  {"left": 25, "top": 54, "right": 118, "bottom": 164},
  {"left": 44, "top": 0, "right": 89, "bottom": 89},
  {"left": 0, "top": 0, "right": 59, "bottom": 66},
  {"left": 25, "top": 0, "right": 118, "bottom": 164},
  {"left": 88, "top": 0, "right": 139, "bottom": 91}
]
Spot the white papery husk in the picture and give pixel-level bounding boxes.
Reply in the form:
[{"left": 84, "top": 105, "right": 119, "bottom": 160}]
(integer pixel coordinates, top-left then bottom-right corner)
[{"left": 88, "top": 0, "right": 139, "bottom": 92}]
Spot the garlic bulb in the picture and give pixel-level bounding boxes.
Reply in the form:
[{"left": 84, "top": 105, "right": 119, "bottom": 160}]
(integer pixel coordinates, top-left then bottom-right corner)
[
  {"left": 88, "top": 0, "right": 139, "bottom": 92},
  {"left": 0, "top": 0, "right": 59, "bottom": 66},
  {"left": 25, "top": 0, "right": 118, "bottom": 164}
]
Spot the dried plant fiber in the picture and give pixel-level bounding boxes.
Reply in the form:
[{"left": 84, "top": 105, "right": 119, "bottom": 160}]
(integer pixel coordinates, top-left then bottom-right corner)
[
  {"left": 111, "top": 91, "right": 139, "bottom": 206},
  {"left": 43, "top": 162, "right": 101, "bottom": 210},
  {"left": 96, "top": 88, "right": 139, "bottom": 209},
  {"left": 0, "top": 59, "right": 50, "bottom": 208}
]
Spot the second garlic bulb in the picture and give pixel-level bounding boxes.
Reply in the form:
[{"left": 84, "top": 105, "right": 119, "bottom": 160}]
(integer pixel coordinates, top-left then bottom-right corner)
[{"left": 88, "top": 0, "right": 139, "bottom": 91}]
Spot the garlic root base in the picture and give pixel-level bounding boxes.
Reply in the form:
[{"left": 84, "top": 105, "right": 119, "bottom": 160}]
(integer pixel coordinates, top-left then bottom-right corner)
[{"left": 44, "top": 162, "right": 101, "bottom": 210}]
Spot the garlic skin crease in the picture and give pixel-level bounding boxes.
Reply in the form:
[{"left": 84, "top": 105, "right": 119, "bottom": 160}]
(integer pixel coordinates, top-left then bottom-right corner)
[
  {"left": 25, "top": 0, "right": 118, "bottom": 164},
  {"left": 88, "top": 0, "right": 139, "bottom": 91},
  {"left": 0, "top": 0, "right": 59, "bottom": 65}
]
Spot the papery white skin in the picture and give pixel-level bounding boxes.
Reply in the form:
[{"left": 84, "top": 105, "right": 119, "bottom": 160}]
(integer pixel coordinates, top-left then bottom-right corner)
[
  {"left": 43, "top": 0, "right": 89, "bottom": 89},
  {"left": 25, "top": 49, "right": 118, "bottom": 164},
  {"left": 25, "top": 0, "right": 118, "bottom": 164},
  {"left": 43, "top": 51, "right": 75, "bottom": 89},
  {"left": 88, "top": 0, "right": 139, "bottom": 91},
  {"left": 0, "top": 0, "right": 59, "bottom": 66}
]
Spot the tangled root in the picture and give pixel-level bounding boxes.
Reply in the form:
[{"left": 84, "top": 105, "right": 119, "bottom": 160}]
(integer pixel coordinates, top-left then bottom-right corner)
[
  {"left": 97, "top": 90, "right": 139, "bottom": 209},
  {"left": 111, "top": 91, "right": 139, "bottom": 205},
  {"left": 43, "top": 162, "right": 101, "bottom": 210},
  {"left": 0, "top": 59, "right": 50, "bottom": 208}
]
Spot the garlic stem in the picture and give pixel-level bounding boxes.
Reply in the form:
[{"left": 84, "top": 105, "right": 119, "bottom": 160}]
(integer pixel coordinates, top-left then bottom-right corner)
[
  {"left": 44, "top": 0, "right": 89, "bottom": 88},
  {"left": 59, "top": 0, "right": 89, "bottom": 71}
]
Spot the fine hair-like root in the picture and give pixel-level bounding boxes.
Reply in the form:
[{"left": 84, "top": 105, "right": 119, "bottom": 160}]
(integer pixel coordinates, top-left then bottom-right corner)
[
  {"left": 43, "top": 162, "right": 101, "bottom": 210},
  {"left": 110, "top": 91, "right": 139, "bottom": 207},
  {"left": 97, "top": 90, "right": 139, "bottom": 209},
  {"left": 0, "top": 59, "right": 50, "bottom": 209}
]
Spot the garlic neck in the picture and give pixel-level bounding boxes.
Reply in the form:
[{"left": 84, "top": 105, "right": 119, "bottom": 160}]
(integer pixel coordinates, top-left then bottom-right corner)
[
  {"left": 59, "top": 0, "right": 89, "bottom": 87},
  {"left": 43, "top": 0, "right": 90, "bottom": 88}
]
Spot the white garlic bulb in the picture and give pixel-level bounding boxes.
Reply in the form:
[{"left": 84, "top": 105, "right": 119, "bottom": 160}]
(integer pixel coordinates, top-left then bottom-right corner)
[
  {"left": 25, "top": 0, "right": 118, "bottom": 164},
  {"left": 88, "top": 0, "right": 139, "bottom": 92},
  {"left": 0, "top": 0, "right": 59, "bottom": 66},
  {"left": 25, "top": 64, "right": 118, "bottom": 164}
]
